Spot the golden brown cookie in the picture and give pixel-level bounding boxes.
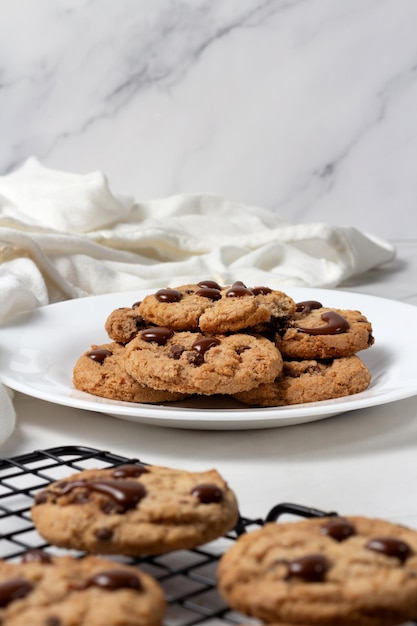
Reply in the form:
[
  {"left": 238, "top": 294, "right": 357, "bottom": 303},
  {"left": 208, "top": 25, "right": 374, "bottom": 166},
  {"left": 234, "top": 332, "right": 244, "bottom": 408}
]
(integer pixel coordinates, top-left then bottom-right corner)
[
  {"left": 105, "top": 304, "right": 155, "bottom": 344},
  {"left": 73, "top": 342, "right": 186, "bottom": 403},
  {"left": 276, "top": 302, "right": 374, "bottom": 359},
  {"left": 218, "top": 516, "right": 417, "bottom": 626},
  {"left": 122, "top": 328, "right": 283, "bottom": 395},
  {"left": 0, "top": 552, "right": 165, "bottom": 626},
  {"left": 234, "top": 355, "right": 371, "bottom": 406},
  {"left": 137, "top": 280, "right": 296, "bottom": 333},
  {"left": 31, "top": 463, "right": 239, "bottom": 556}
]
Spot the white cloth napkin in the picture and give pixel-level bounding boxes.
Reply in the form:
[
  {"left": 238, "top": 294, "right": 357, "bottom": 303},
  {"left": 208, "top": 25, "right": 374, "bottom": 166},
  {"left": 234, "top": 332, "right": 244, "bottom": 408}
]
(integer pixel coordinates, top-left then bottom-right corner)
[
  {"left": 0, "top": 157, "right": 395, "bottom": 445},
  {"left": 0, "top": 385, "right": 15, "bottom": 447}
]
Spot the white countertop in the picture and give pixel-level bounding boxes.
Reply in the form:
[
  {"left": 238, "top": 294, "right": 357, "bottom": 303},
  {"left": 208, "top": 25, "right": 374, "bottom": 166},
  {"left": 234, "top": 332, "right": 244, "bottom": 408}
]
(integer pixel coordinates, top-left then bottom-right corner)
[{"left": 1, "top": 2, "right": 417, "bottom": 532}]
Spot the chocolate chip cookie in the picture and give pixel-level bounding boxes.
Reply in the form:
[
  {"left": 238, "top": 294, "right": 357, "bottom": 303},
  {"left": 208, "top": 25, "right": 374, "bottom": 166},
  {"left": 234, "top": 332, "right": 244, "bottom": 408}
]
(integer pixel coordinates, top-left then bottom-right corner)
[
  {"left": 122, "top": 328, "right": 283, "bottom": 395},
  {"left": 73, "top": 342, "right": 186, "bottom": 403},
  {"left": 105, "top": 304, "right": 155, "bottom": 344},
  {"left": 31, "top": 463, "right": 239, "bottom": 556},
  {"left": 0, "top": 552, "right": 165, "bottom": 626},
  {"left": 276, "top": 301, "right": 374, "bottom": 359},
  {"left": 234, "top": 355, "right": 371, "bottom": 406},
  {"left": 218, "top": 516, "right": 417, "bottom": 625},
  {"left": 137, "top": 280, "right": 296, "bottom": 334}
]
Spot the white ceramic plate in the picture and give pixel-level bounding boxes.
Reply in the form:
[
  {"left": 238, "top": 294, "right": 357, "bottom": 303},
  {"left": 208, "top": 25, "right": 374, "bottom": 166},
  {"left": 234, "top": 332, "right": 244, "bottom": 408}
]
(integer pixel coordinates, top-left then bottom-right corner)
[{"left": 0, "top": 288, "right": 416, "bottom": 430}]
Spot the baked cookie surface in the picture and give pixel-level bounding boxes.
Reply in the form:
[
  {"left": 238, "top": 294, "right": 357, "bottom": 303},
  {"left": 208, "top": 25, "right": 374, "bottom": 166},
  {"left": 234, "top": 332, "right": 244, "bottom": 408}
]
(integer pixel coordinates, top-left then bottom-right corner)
[
  {"left": 73, "top": 342, "right": 185, "bottom": 403},
  {"left": 105, "top": 304, "right": 154, "bottom": 344},
  {"left": 276, "top": 304, "right": 374, "bottom": 359},
  {"left": 234, "top": 355, "right": 371, "bottom": 407},
  {"left": 137, "top": 281, "right": 296, "bottom": 333},
  {"left": 0, "top": 553, "right": 165, "bottom": 626},
  {"left": 31, "top": 463, "right": 239, "bottom": 556},
  {"left": 122, "top": 329, "right": 283, "bottom": 395},
  {"left": 218, "top": 516, "right": 417, "bottom": 626}
]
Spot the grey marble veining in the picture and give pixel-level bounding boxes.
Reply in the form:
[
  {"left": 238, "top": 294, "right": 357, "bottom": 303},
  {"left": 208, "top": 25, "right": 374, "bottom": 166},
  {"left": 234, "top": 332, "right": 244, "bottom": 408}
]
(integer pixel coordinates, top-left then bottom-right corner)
[{"left": 1, "top": 0, "right": 417, "bottom": 239}]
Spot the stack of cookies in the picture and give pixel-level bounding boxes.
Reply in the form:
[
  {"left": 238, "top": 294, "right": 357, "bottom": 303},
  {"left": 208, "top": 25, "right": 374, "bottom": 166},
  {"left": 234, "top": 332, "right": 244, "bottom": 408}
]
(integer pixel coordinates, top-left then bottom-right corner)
[{"left": 73, "top": 280, "right": 374, "bottom": 406}]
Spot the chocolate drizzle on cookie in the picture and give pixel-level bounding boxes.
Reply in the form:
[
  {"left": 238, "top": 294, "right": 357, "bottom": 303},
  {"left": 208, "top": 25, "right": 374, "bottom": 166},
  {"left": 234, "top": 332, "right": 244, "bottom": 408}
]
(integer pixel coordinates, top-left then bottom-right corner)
[
  {"left": 295, "top": 311, "right": 349, "bottom": 335},
  {"left": 46, "top": 479, "right": 147, "bottom": 512}
]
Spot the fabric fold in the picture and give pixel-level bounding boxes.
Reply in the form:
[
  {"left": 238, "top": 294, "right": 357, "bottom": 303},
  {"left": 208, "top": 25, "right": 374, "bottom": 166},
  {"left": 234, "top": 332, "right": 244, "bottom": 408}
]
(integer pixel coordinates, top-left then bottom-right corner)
[{"left": 0, "top": 158, "right": 395, "bottom": 327}]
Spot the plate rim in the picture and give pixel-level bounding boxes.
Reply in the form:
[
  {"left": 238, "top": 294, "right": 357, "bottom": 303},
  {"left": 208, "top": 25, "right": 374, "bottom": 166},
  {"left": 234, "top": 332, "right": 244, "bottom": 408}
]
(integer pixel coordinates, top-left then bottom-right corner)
[{"left": 1, "top": 287, "right": 417, "bottom": 430}]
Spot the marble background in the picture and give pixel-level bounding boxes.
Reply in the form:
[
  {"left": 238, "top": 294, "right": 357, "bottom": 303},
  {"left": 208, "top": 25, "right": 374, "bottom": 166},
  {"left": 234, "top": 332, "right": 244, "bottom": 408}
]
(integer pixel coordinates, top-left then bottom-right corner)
[{"left": 1, "top": 0, "right": 417, "bottom": 240}]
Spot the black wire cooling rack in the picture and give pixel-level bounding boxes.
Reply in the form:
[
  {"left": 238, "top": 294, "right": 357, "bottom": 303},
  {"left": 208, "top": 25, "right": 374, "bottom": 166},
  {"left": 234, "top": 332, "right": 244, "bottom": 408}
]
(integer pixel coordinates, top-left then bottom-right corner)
[
  {"left": 0, "top": 445, "right": 337, "bottom": 626},
  {"left": 0, "top": 445, "right": 415, "bottom": 626}
]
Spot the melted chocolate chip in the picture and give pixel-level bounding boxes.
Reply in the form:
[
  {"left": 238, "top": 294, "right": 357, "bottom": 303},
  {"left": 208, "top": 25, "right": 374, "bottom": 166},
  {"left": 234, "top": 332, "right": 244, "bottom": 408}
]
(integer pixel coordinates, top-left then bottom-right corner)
[
  {"left": 134, "top": 315, "right": 146, "bottom": 329},
  {"left": 168, "top": 344, "right": 185, "bottom": 359},
  {"left": 191, "top": 483, "right": 223, "bottom": 503},
  {"left": 72, "top": 491, "right": 90, "bottom": 504},
  {"left": 155, "top": 289, "right": 182, "bottom": 303},
  {"left": 168, "top": 344, "right": 185, "bottom": 361},
  {"left": 95, "top": 527, "right": 114, "bottom": 541},
  {"left": 0, "top": 578, "right": 33, "bottom": 607},
  {"left": 226, "top": 281, "right": 253, "bottom": 297},
  {"left": 34, "top": 491, "right": 52, "bottom": 505},
  {"left": 45, "top": 618, "right": 62, "bottom": 626},
  {"left": 251, "top": 286, "right": 272, "bottom": 295},
  {"left": 112, "top": 464, "right": 149, "bottom": 478},
  {"left": 21, "top": 549, "right": 52, "bottom": 564},
  {"left": 192, "top": 337, "right": 221, "bottom": 354},
  {"left": 195, "top": 288, "right": 222, "bottom": 300},
  {"left": 141, "top": 327, "right": 173, "bottom": 345},
  {"left": 295, "top": 311, "right": 349, "bottom": 335},
  {"left": 101, "top": 501, "right": 117, "bottom": 515},
  {"left": 284, "top": 362, "right": 323, "bottom": 378},
  {"left": 132, "top": 300, "right": 141, "bottom": 308},
  {"left": 286, "top": 554, "right": 329, "bottom": 582},
  {"left": 365, "top": 537, "right": 412, "bottom": 563},
  {"left": 186, "top": 351, "right": 204, "bottom": 366},
  {"left": 320, "top": 518, "right": 357, "bottom": 542},
  {"left": 197, "top": 280, "right": 222, "bottom": 290},
  {"left": 296, "top": 300, "right": 323, "bottom": 314},
  {"left": 57, "top": 479, "right": 146, "bottom": 512},
  {"left": 87, "top": 349, "right": 112, "bottom": 363},
  {"left": 78, "top": 569, "right": 142, "bottom": 591}
]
